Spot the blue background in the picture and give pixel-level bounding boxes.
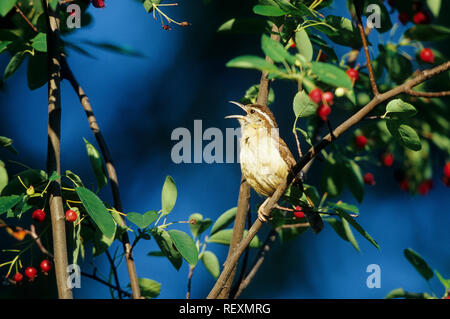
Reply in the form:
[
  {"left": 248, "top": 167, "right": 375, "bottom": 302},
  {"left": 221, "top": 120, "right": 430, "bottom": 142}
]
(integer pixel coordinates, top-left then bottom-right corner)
[{"left": 0, "top": 0, "right": 449, "bottom": 299}]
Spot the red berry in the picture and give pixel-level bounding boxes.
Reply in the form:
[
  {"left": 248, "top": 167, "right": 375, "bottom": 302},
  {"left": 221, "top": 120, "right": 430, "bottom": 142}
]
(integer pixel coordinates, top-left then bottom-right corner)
[
  {"left": 363, "top": 173, "right": 375, "bottom": 186},
  {"left": 92, "top": 0, "right": 105, "bottom": 8},
  {"left": 317, "top": 104, "right": 331, "bottom": 121},
  {"left": 323, "top": 91, "right": 334, "bottom": 105},
  {"left": 399, "top": 179, "right": 410, "bottom": 191},
  {"left": 418, "top": 180, "right": 433, "bottom": 195},
  {"left": 309, "top": 88, "right": 323, "bottom": 104},
  {"left": 413, "top": 11, "right": 430, "bottom": 25},
  {"left": 318, "top": 53, "right": 327, "bottom": 62},
  {"left": 381, "top": 153, "right": 394, "bottom": 167},
  {"left": 346, "top": 68, "right": 359, "bottom": 81},
  {"left": 444, "top": 162, "right": 450, "bottom": 178},
  {"left": 65, "top": 209, "right": 78, "bottom": 223},
  {"left": 355, "top": 135, "right": 368, "bottom": 149},
  {"left": 398, "top": 12, "right": 409, "bottom": 25},
  {"left": 25, "top": 267, "right": 37, "bottom": 281},
  {"left": 40, "top": 259, "right": 52, "bottom": 273},
  {"left": 290, "top": 42, "right": 296, "bottom": 48},
  {"left": 294, "top": 207, "right": 305, "bottom": 219},
  {"left": 419, "top": 48, "right": 435, "bottom": 64},
  {"left": 32, "top": 209, "right": 46, "bottom": 222},
  {"left": 13, "top": 272, "right": 23, "bottom": 283}
]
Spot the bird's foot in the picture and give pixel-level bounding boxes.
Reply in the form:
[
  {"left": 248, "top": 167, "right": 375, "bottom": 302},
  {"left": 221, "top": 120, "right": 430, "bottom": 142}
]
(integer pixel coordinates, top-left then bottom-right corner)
[{"left": 257, "top": 198, "right": 272, "bottom": 223}]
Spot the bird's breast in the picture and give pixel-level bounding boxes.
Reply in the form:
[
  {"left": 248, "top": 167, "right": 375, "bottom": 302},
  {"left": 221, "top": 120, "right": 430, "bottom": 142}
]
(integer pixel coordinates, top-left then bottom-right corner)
[{"left": 239, "top": 126, "right": 290, "bottom": 197}]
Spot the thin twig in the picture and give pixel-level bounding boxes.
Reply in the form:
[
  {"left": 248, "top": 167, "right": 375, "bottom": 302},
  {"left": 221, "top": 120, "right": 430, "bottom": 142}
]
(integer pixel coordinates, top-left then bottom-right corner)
[
  {"left": 233, "top": 229, "right": 278, "bottom": 299},
  {"left": 60, "top": 57, "right": 141, "bottom": 299},
  {"left": 354, "top": 4, "right": 379, "bottom": 96},
  {"left": 186, "top": 265, "right": 194, "bottom": 299},
  {"left": 81, "top": 271, "right": 132, "bottom": 298},
  {"left": 207, "top": 61, "right": 450, "bottom": 299},
  {"left": 14, "top": 5, "right": 38, "bottom": 33},
  {"left": 105, "top": 250, "right": 122, "bottom": 299}
]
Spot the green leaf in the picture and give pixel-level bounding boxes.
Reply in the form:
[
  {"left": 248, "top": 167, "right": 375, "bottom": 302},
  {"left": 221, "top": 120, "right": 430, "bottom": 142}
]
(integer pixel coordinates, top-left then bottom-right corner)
[
  {"left": 217, "top": 18, "right": 270, "bottom": 34},
  {"left": 0, "top": 195, "right": 21, "bottom": 215},
  {"left": 405, "top": 24, "right": 450, "bottom": 41},
  {"left": 344, "top": 160, "right": 364, "bottom": 203},
  {"left": 161, "top": 175, "right": 177, "bottom": 215},
  {"left": 327, "top": 217, "right": 360, "bottom": 252},
  {"left": 0, "top": 136, "right": 17, "bottom": 154},
  {"left": 241, "top": 84, "right": 275, "bottom": 105},
  {"left": 293, "top": 90, "right": 317, "bottom": 118},
  {"left": 27, "top": 52, "right": 48, "bottom": 90},
  {"left": 189, "top": 213, "right": 212, "bottom": 238},
  {"left": 385, "top": 288, "right": 430, "bottom": 299},
  {"left": 435, "top": 270, "right": 450, "bottom": 290},
  {"left": 137, "top": 277, "right": 161, "bottom": 299},
  {"left": 385, "top": 99, "right": 417, "bottom": 118},
  {"left": 168, "top": 229, "right": 198, "bottom": 266},
  {"left": 3, "top": 51, "right": 27, "bottom": 80},
  {"left": 65, "top": 170, "right": 84, "bottom": 188},
  {"left": 384, "top": 51, "right": 412, "bottom": 84},
  {"left": 147, "top": 251, "right": 165, "bottom": 257},
  {"left": 126, "top": 211, "right": 158, "bottom": 229},
  {"left": 76, "top": 187, "right": 116, "bottom": 239},
  {"left": 321, "top": 160, "right": 345, "bottom": 198},
  {"left": 427, "top": 0, "right": 441, "bottom": 17},
  {"left": 253, "top": 4, "right": 286, "bottom": 17},
  {"left": 226, "top": 55, "right": 279, "bottom": 73},
  {"left": 324, "top": 15, "right": 362, "bottom": 47},
  {"left": 273, "top": 0, "right": 314, "bottom": 17},
  {"left": 261, "top": 34, "right": 291, "bottom": 63},
  {"left": 310, "top": 62, "right": 353, "bottom": 90},
  {"left": 31, "top": 33, "right": 47, "bottom": 52},
  {"left": 335, "top": 208, "right": 379, "bottom": 250},
  {"left": 82, "top": 40, "right": 144, "bottom": 57},
  {"left": 386, "top": 120, "right": 422, "bottom": 151},
  {"left": 0, "top": 161, "right": 7, "bottom": 194},
  {"left": 92, "top": 225, "right": 115, "bottom": 256},
  {"left": 210, "top": 207, "right": 237, "bottom": 235},
  {"left": 328, "top": 201, "right": 359, "bottom": 215},
  {"left": 201, "top": 250, "right": 220, "bottom": 279},
  {"left": 295, "top": 29, "right": 313, "bottom": 61},
  {"left": 208, "top": 229, "right": 260, "bottom": 248},
  {"left": 83, "top": 138, "right": 108, "bottom": 190},
  {"left": 404, "top": 248, "right": 434, "bottom": 281},
  {"left": 0, "top": 0, "right": 16, "bottom": 17},
  {"left": 151, "top": 228, "right": 182, "bottom": 270}
]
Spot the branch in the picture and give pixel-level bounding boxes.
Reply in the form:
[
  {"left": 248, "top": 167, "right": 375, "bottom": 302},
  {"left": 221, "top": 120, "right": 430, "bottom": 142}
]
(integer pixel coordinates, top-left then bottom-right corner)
[
  {"left": 60, "top": 57, "right": 141, "bottom": 299},
  {"left": 405, "top": 89, "right": 450, "bottom": 97},
  {"left": 207, "top": 61, "right": 450, "bottom": 299},
  {"left": 354, "top": 3, "right": 378, "bottom": 96},
  {"left": 233, "top": 229, "right": 278, "bottom": 299},
  {"left": 217, "top": 22, "right": 284, "bottom": 299},
  {"left": 41, "top": 0, "right": 72, "bottom": 299}
]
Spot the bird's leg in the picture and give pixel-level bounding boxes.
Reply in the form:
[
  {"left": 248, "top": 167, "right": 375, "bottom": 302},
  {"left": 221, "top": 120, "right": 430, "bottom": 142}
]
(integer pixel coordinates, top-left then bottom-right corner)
[{"left": 257, "top": 197, "right": 273, "bottom": 222}]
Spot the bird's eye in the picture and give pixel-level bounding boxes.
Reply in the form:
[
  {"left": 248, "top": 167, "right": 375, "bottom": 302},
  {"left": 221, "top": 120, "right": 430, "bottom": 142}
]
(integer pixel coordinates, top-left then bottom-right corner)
[{"left": 250, "top": 109, "right": 255, "bottom": 114}]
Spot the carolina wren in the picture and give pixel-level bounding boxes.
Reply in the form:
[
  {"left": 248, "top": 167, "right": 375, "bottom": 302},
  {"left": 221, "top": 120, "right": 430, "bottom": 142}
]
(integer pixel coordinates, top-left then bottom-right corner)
[{"left": 225, "top": 101, "right": 298, "bottom": 222}]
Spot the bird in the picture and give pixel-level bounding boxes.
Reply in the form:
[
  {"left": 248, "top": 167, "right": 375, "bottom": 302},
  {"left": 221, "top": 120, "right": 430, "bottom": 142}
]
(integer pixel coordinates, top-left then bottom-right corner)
[{"left": 225, "top": 101, "right": 324, "bottom": 234}]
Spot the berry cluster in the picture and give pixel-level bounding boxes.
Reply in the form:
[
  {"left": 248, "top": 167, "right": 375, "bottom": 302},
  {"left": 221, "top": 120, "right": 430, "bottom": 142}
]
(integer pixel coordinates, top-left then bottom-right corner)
[
  {"left": 308, "top": 88, "right": 334, "bottom": 121},
  {"left": 293, "top": 206, "right": 305, "bottom": 219},
  {"left": 13, "top": 260, "right": 52, "bottom": 284}
]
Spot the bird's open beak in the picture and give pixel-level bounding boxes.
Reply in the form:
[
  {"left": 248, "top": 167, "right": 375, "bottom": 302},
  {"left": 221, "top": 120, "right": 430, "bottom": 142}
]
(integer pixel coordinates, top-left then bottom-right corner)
[{"left": 225, "top": 101, "right": 246, "bottom": 120}]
